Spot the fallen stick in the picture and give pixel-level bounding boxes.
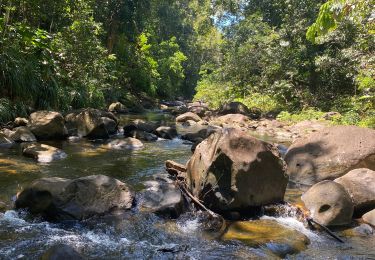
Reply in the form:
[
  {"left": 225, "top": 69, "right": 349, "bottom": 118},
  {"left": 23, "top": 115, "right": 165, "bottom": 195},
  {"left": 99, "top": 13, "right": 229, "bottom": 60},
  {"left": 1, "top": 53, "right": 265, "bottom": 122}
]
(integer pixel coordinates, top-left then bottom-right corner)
[
  {"left": 306, "top": 218, "right": 344, "bottom": 243},
  {"left": 176, "top": 180, "right": 219, "bottom": 219}
]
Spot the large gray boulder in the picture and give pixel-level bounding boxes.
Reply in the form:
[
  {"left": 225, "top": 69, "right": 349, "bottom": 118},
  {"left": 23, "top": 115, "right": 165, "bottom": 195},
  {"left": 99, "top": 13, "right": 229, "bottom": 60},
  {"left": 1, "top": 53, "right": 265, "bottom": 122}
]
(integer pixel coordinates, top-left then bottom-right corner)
[
  {"left": 15, "top": 175, "right": 134, "bottom": 221},
  {"left": 285, "top": 126, "right": 375, "bottom": 185},
  {"left": 301, "top": 180, "right": 354, "bottom": 226},
  {"left": 65, "top": 109, "right": 118, "bottom": 139},
  {"left": 28, "top": 111, "right": 68, "bottom": 140},
  {"left": 335, "top": 168, "right": 375, "bottom": 214},
  {"left": 186, "top": 128, "right": 288, "bottom": 212},
  {"left": 141, "top": 174, "right": 185, "bottom": 218}
]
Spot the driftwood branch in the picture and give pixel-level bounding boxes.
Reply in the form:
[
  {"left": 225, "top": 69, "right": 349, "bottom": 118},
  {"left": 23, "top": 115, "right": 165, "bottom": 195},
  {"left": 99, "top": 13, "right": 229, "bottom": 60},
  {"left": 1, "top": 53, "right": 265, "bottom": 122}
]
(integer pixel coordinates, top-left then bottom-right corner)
[
  {"left": 307, "top": 218, "right": 344, "bottom": 243},
  {"left": 286, "top": 202, "right": 344, "bottom": 243},
  {"left": 177, "top": 180, "right": 219, "bottom": 218}
]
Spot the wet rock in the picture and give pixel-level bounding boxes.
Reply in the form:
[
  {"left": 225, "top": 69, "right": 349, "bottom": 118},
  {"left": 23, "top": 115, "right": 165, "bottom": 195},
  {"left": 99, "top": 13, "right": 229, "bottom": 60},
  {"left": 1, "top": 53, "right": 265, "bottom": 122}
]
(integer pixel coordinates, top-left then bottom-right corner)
[
  {"left": 0, "top": 132, "right": 14, "bottom": 147},
  {"left": 335, "top": 168, "right": 375, "bottom": 215},
  {"left": 29, "top": 111, "right": 68, "bottom": 140},
  {"left": 8, "top": 126, "right": 36, "bottom": 142},
  {"left": 40, "top": 244, "right": 84, "bottom": 260},
  {"left": 301, "top": 181, "right": 354, "bottom": 226},
  {"left": 179, "top": 126, "right": 208, "bottom": 143},
  {"left": 285, "top": 126, "right": 375, "bottom": 185},
  {"left": 186, "top": 128, "right": 288, "bottom": 212},
  {"left": 22, "top": 143, "right": 67, "bottom": 163},
  {"left": 363, "top": 209, "right": 375, "bottom": 226},
  {"left": 123, "top": 120, "right": 159, "bottom": 141},
  {"left": 141, "top": 174, "right": 185, "bottom": 218},
  {"left": 155, "top": 126, "right": 177, "bottom": 139},
  {"left": 15, "top": 175, "right": 134, "bottom": 221},
  {"left": 222, "top": 219, "right": 309, "bottom": 257},
  {"left": 341, "top": 224, "right": 374, "bottom": 237},
  {"left": 218, "top": 102, "right": 249, "bottom": 116},
  {"left": 108, "top": 102, "right": 127, "bottom": 113},
  {"left": 176, "top": 112, "right": 202, "bottom": 123},
  {"left": 105, "top": 138, "right": 143, "bottom": 150},
  {"left": 14, "top": 117, "right": 29, "bottom": 127},
  {"left": 124, "top": 129, "right": 158, "bottom": 141},
  {"left": 132, "top": 119, "right": 158, "bottom": 133},
  {"left": 65, "top": 108, "right": 118, "bottom": 139}
]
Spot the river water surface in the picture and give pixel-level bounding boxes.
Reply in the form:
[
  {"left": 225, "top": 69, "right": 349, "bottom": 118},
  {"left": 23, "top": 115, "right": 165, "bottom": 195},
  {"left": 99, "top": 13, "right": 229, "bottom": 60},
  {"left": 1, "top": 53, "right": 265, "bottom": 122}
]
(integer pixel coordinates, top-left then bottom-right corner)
[{"left": 0, "top": 112, "right": 374, "bottom": 259}]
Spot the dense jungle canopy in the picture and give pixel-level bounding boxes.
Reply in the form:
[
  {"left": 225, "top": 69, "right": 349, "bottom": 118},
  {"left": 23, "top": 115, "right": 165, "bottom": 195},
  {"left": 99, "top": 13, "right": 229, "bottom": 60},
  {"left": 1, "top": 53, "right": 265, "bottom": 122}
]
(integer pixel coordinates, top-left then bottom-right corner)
[{"left": 0, "top": 0, "right": 374, "bottom": 126}]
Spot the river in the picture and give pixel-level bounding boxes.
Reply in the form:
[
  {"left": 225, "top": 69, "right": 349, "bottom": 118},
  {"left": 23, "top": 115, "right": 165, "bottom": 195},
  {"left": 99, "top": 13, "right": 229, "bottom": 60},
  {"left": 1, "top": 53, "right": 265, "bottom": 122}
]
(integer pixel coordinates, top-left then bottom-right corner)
[{"left": 0, "top": 111, "right": 374, "bottom": 259}]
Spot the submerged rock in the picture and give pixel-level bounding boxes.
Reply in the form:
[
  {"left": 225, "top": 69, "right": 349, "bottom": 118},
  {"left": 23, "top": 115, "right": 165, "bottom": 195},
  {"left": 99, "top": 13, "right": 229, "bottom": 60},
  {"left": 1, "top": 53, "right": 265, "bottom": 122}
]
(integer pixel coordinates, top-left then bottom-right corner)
[
  {"left": 15, "top": 175, "right": 134, "bottom": 221},
  {"left": 141, "top": 174, "right": 185, "bottom": 218},
  {"left": 40, "top": 244, "right": 84, "bottom": 260},
  {"left": 186, "top": 128, "right": 288, "bottom": 213},
  {"left": 222, "top": 219, "right": 309, "bottom": 257},
  {"left": 65, "top": 109, "right": 118, "bottom": 139},
  {"left": 176, "top": 112, "right": 202, "bottom": 123},
  {"left": 105, "top": 138, "right": 143, "bottom": 150},
  {"left": 301, "top": 181, "right": 354, "bottom": 226},
  {"left": 22, "top": 143, "right": 67, "bottom": 163},
  {"left": 335, "top": 168, "right": 375, "bottom": 215},
  {"left": 29, "top": 111, "right": 68, "bottom": 140},
  {"left": 285, "top": 126, "right": 375, "bottom": 185}
]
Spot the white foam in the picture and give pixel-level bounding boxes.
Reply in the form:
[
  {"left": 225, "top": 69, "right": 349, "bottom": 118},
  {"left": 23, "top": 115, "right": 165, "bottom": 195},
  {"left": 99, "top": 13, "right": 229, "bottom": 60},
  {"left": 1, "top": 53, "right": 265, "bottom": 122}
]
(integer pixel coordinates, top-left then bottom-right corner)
[
  {"left": 261, "top": 215, "right": 321, "bottom": 241},
  {"left": 177, "top": 218, "right": 200, "bottom": 233}
]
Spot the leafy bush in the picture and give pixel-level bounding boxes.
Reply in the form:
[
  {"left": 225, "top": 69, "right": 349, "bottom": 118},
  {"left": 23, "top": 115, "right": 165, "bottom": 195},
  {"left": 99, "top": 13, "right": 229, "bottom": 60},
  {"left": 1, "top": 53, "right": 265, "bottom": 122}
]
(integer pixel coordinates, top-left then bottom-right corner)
[{"left": 277, "top": 108, "right": 325, "bottom": 123}]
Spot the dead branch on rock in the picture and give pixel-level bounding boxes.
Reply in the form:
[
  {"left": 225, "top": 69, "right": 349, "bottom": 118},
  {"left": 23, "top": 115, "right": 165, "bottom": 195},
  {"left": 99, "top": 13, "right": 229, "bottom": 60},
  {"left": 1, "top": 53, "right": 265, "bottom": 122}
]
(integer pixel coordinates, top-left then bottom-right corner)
[
  {"left": 306, "top": 218, "right": 344, "bottom": 243},
  {"left": 176, "top": 180, "right": 219, "bottom": 219},
  {"left": 286, "top": 202, "right": 344, "bottom": 243}
]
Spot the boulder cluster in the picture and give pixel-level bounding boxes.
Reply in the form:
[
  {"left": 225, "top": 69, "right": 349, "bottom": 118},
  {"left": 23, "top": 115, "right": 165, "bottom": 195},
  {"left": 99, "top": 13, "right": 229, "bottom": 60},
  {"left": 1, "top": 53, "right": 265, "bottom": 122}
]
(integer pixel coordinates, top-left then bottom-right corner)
[{"left": 2, "top": 100, "right": 375, "bottom": 260}]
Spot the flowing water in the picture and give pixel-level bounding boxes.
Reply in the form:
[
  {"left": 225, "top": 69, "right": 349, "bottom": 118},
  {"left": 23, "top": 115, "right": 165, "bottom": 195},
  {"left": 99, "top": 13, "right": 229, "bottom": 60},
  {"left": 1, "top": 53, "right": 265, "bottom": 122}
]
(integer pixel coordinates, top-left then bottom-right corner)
[{"left": 0, "top": 111, "right": 374, "bottom": 259}]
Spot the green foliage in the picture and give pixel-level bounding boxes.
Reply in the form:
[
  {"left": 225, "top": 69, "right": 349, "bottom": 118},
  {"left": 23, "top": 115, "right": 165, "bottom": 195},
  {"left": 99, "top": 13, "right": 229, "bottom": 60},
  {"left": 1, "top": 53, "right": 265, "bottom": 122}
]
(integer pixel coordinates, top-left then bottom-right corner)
[
  {"left": 306, "top": 0, "right": 346, "bottom": 43},
  {"left": 277, "top": 109, "right": 325, "bottom": 123}
]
